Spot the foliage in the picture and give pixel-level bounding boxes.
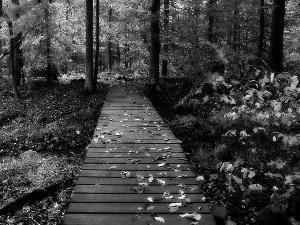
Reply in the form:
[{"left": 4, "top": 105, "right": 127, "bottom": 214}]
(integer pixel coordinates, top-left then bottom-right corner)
[{"left": 147, "top": 74, "right": 300, "bottom": 225}]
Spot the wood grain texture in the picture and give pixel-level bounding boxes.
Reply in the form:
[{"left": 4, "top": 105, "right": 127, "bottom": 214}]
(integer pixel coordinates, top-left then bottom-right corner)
[{"left": 63, "top": 86, "right": 215, "bottom": 225}]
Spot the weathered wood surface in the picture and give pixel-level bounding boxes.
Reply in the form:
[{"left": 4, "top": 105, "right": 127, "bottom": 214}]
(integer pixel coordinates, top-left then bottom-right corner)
[{"left": 63, "top": 85, "right": 216, "bottom": 225}]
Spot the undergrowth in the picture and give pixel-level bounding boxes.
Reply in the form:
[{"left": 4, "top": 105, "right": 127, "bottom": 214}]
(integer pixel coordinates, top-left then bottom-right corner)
[
  {"left": 0, "top": 76, "right": 109, "bottom": 224},
  {"left": 147, "top": 76, "right": 300, "bottom": 225}
]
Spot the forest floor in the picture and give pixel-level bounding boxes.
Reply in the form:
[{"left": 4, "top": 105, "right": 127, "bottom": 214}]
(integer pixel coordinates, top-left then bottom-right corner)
[
  {"left": 0, "top": 74, "right": 299, "bottom": 225},
  {"left": 0, "top": 74, "right": 109, "bottom": 224}
]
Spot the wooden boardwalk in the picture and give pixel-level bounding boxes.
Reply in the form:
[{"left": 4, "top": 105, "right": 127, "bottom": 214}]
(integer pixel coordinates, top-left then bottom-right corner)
[{"left": 63, "top": 86, "right": 216, "bottom": 225}]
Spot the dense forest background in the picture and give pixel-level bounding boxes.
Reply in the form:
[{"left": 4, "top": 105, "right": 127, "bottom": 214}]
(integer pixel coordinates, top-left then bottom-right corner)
[
  {"left": 0, "top": 0, "right": 299, "bottom": 96},
  {"left": 1, "top": 0, "right": 300, "bottom": 224}
]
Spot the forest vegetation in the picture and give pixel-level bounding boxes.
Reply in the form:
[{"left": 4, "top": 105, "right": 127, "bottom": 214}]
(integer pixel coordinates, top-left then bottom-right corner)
[{"left": 0, "top": 0, "right": 300, "bottom": 224}]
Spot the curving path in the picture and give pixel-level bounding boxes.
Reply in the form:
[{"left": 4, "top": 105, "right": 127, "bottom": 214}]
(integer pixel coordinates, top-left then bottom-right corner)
[{"left": 63, "top": 85, "right": 216, "bottom": 225}]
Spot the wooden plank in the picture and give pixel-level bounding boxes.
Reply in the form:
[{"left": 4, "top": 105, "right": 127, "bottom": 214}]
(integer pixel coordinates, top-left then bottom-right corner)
[
  {"left": 92, "top": 134, "right": 178, "bottom": 140},
  {"left": 79, "top": 170, "right": 195, "bottom": 178},
  {"left": 67, "top": 202, "right": 210, "bottom": 214},
  {"left": 88, "top": 143, "right": 183, "bottom": 148},
  {"left": 70, "top": 193, "right": 206, "bottom": 203},
  {"left": 96, "top": 128, "right": 171, "bottom": 132},
  {"left": 83, "top": 158, "right": 189, "bottom": 164},
  {"left": 74, "top": 185, "right": 202, "bottom": 194},
  {"left": 81, "top": 164, "right": 190, "bottom": 171},
  {"left": 85, "top": 152, "right": 186, "bottom": 158},
  {"left": 76, "top": 177, "right": 198, "bottom": 185},
  {"left": 86, "top": 148, "right": 184, "bottom": 153},
  {"left": 64, "top": 214, "right": 216, "bottom": 225},
  {"left": 93, "top": 131, "right": 177, "bottom": 139}
]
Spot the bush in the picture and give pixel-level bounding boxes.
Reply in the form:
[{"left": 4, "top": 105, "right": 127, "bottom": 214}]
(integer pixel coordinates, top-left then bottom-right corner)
[{"left": 28, "top": 63, "right": 59, "bottom": 81}]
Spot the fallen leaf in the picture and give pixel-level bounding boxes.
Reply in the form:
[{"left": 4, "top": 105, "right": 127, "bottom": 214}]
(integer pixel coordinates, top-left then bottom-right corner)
[
  {"left": 179, "top": 212, "right": 201, "bottom": 221},
  {"left": 147, "top": 197, "right": 154, "bottom": 202},
  {"left": 136, "top": 174, "right": 145, "bottom": 180},
  {"left": 185, "top": 198, "right": 192, "bottom": 203},
  {"left": 154, "top": 216, "right": 165, "bottom": 223},
  {"left": 146, "top": 206, "right": 155, "bottom": 210},
  {"left": 157, "top": 179, "right": 166, "bottom": 185},
  {"left": 189, "top": 186, "right": 198, "bottom": 191},
  {"left": 196, "top": 175, "right": 205, "bottom": 182},
  {"left": 178, "top": 184, "right": 187, "bottom": 188},
  {"left": 163, "top": 191, "right": 174, "bottom": 199},
  {"left": 121, "top": 171, "right": 131, "bottom": 179}
]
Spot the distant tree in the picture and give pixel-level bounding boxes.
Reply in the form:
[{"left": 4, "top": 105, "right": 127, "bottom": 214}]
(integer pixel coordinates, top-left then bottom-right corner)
[
  {"left": 232, "top": 0, "right": 240, "bottom": 53},
  {"left": 8, "top": 0, "right": 21, "bottom": 99},
  {"left": 107, "top": 6, "right": 112, "bottom": 71},
  {"left": 161, "top": 0, "right": 169, "bottom": 77},
  {"left": 94, "top": 0, "right": 100, "bottom": 83},
  {"left": 269, "top": 0, "right": 286, "bottom": 72},
  {"left": 257, "top": 0, "right": 265, "bottom": 68},
  {"left": 124, "top": 43, "right": 129, "bottom": 69},
  {"left": 207, "top": 0, "right": 215, "bottom": 42},
  {"left": 0, "top": 0, "right": 3, "bottom": 75},
  {"left": 148, "top": 0, "right": 160, "bottom": 93},
  {"left": 84, "top": 0, "right": 95, "bottom": 93},
  {"left": 45, "top": 0, "right": 54, "bottom": 84}
]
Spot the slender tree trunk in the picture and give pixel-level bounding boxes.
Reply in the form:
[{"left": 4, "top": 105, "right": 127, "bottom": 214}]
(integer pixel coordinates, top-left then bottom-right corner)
[
  {"left": 161, "top": 0, "right": 169, "bottom": 77},
  {"left": 149, "top": 0, "right": 161, "bottom": 93},
  {"left": 232, "top": 0, "right": 240, "bottom": 53},
  {"left": 84, "top": 0, "right": 95, "bottom": 92},
  {"left": 124, "top": 44, "right": 129, "bottom": 69},
  {"left": 107, "top": 6, "right": 113, "bottom": 71},
  {"left": 15, "top": 32, "right": 23, "bottom": 85},
  {"left": 0, "top": 0, "right": 3, "bottom": 75},
  {"left": 8, "top": 21, "right": 21, "bottom": 99},
  {"left": 269, "top": 0, "right": 286, "bottom": 72},
  {"left": 93, "top": 0, "right": 100, "bottom": 86},
  {"left": 207, "top": 0, "right": 215, "bottom": 42},
  {"left": 257, "top": 0, "right": 265, "bottom": 68},
  {"left": 11, "top": 0, "right": 22, "bottom": 86},
  {"left": 116, "top": 43, "right": 121, "bottom": 65},
  {"left": 64, "top": 0, "right": 71, "bottom": 74},
  {"left": 45, "top": 0, "right": 55, "bottom": 84}
]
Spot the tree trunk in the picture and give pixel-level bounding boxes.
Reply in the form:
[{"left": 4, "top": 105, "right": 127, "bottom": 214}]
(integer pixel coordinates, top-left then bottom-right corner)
[
  {"left": 116, "top": 43, "right": 121, "bottom": 65},
  {"left": 84, "top": 0, "right": 95, "bottom": 92},
  {"left": 149, "top": 0, "right": 160, "bottom": 93},
  {"left": 232, "top": 0, "right": 240, "bottom": 53},
  {"left": 0, "top": 0, "right": 3, "bottom": 75},
  {"left": 269, "top": 0, "right": 286, "bottom": 72},
  {"left": 45, "top": 0, "right": 55, "bottom": 84},
  {"left": 257, "top": 0, "right": 265, "bottom": 68},
  {"left": 8, "top": 21, "right": 21, "bottom": 99},
  {"left": 207, "top": 0, "right": 215, "bottom": 42},
  {"left": 107, "top": 6, "right": 113, "bottom": 71},
  {"left": 15, "top": 32, "right": 23, "bottom": 85},
  {"left": 161, "top": 0, "right": 169, "bottom": 77},
  {"left": 124, "top": 44, "right": 129, "bottom": 69},
  {"left": 11, "top": 0, "right": 22, "bottom": 86},
  {"left": 93, "top": 0, "right": 100, "bottom": 86}
]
